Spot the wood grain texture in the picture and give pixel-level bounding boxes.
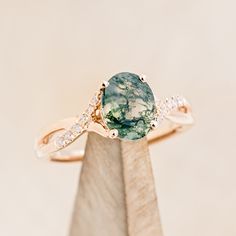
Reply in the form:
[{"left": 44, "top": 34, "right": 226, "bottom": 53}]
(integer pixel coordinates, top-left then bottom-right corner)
[{"left": 69, "top": 132, "right": 163, "bottom": 236}]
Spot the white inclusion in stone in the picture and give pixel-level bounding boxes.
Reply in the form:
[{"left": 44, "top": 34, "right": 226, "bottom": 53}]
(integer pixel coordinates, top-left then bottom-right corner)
[
  {"left": 126, "top": 101, "right": 146, "bottom": 119},
  {"left": 103, "top": 102, "right": 119, "bottom": 115}
]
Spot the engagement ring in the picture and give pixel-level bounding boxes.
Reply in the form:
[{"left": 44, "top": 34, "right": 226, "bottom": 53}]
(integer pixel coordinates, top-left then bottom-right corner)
[{"left": 35, "top": 72, "right": 194, "bottom": 161}]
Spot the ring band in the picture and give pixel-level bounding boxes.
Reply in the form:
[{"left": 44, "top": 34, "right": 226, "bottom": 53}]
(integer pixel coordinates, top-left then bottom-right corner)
[{"left": 35, "top": 72, "right": 194, "bottom": 162}]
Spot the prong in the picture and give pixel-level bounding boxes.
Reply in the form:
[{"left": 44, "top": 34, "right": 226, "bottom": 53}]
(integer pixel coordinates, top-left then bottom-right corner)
[
  {"left": 109, "top": 129, "right": 118, "bottom": 139},
  {"left": 101, "top": 81, "right": 109, "bottom": 89},
  {"left": 150, "top": 120, "right": 159, "bottom": 130},
  {"left": 139, "top": 74, "right": 147, "bottom": 83}
]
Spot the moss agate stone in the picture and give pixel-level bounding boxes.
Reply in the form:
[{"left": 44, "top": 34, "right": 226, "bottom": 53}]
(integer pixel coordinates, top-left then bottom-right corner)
[{"left": 101, "top": 72, "right": 156, "bottom": 140}]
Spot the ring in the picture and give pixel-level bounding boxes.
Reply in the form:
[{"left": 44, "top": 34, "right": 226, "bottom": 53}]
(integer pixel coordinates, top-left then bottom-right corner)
[{"left": 35, "top": 72, "right": 194, "bottom": 162}]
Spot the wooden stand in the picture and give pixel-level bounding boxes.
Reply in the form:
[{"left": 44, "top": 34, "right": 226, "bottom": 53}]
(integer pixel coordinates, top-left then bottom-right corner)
[{"left": 69, "top": 132, "right": 163, "bottom": 236}]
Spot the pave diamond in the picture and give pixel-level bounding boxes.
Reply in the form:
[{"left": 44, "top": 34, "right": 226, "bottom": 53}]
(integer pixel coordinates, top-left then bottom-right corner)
[
  {"left": 54, "top": 93, "right": 100, "bottom": 148},
  {"left": 64, "top": 130, "right": 74, "bottom": 141},
  {"left": 71, "top": 123, "right": 82, "bottom": 135},
  {"left": 154, "top": 95, "right": 188, "bottom": 126},
  {"left": 55, "top": 136, "right": 65, "bottom": 148},
  {"left": 85, "top": 105, "right": 94, "bottom": 116},
  {"left": 90, "top": 93, "right": 100, "bottom": 106},
  {"left": 54, "top": 125, "right": 82, "bottom": 148},
  {"left": 79, "top": 114, "right": 90, "bottom": 126},
  {"left": 53, "top": 92, "right": 101, "bottom": 149}
]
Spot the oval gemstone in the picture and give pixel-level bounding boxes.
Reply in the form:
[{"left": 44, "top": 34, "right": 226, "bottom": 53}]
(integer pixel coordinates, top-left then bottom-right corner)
[{"left": 101, "top": 72, "right": 156, "bottom": 140}]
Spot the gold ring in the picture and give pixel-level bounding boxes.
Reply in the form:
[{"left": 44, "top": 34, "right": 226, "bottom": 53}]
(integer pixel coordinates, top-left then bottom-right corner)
[{"left": 35, "top": 72, "right": 194, "bottom": 162}]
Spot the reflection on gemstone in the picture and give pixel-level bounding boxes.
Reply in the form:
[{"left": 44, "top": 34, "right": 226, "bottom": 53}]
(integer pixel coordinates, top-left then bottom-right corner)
[{"left": 101, "top": 72, "right": 156, "bottom": 140}]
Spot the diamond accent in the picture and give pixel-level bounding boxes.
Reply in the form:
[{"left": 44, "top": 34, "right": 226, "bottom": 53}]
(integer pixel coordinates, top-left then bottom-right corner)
[
  {"left": 90, "top": 93, "right": 100, "bottom": 106},
  {"left": 54, "top": 91, "right": 102, "bottom": 149},
  {"left": 71, "top": 123, "right": 82, "bottom": 135},
  {"left": 55, "top": 136, "right": 65, "bottom": 148},
  {"left": 154, "top": 95, "right": 188, "bottom": 128}
]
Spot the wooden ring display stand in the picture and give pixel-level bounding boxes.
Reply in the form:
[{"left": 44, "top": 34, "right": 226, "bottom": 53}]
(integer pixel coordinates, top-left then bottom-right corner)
[{"left": 69, "top": 132, "right": 163, "bottom": 236}]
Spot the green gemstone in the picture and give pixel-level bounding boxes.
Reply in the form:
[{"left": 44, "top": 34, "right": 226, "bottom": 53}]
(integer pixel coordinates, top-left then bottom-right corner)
[{"left": 101, "top": 72, "right": 156, "bottom": 140}]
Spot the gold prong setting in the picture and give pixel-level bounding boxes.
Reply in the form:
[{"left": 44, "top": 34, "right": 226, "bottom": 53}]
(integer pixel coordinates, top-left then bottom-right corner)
[
  {"left": 139, "top": 74, "right": 147, "bottom": 83},
  {"left": 101, "top": 81, "right": 109, "bottom": 89},
  {"left": 150, "top": 120, "right": 158, "bottom": 130},
  {"left": 109, "top": 129, "right": 119, "bottom": 139}
]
